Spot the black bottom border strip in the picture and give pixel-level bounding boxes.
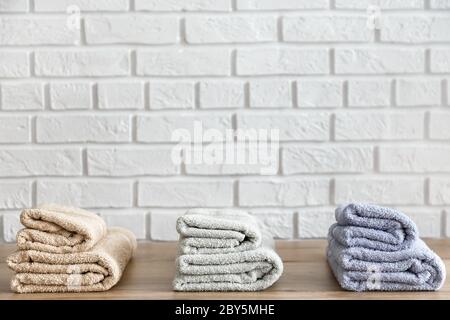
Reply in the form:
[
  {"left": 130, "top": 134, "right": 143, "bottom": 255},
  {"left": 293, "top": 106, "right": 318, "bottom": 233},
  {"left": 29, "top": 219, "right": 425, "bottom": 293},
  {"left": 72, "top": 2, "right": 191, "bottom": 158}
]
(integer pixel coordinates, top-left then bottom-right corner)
[{"left": 0, "top": 299, "right": 448, "bottom": 318}]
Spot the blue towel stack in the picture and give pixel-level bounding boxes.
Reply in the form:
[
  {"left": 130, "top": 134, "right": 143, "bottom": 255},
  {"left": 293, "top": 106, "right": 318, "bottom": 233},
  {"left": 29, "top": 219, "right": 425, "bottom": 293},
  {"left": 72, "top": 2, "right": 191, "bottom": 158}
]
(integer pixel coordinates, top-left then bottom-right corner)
[{"left": 327, "top": 203, "right": 446, "bottom": 291}]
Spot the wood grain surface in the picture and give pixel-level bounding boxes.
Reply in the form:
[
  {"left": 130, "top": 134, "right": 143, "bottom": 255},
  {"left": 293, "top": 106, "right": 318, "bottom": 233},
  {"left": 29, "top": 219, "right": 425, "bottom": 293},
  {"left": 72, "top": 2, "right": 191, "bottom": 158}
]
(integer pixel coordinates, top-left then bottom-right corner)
[{"left": 1, "top": 240, "right": 449, "bottom": 300}]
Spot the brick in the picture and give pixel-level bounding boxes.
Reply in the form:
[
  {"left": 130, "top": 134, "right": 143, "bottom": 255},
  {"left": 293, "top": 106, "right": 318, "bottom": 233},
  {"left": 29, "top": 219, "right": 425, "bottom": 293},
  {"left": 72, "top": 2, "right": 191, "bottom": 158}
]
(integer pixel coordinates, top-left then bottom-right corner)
[
  {"left": 348, "top": 80, "right": 391, "bottom": 107},
  {"left": 381, "top": 16, "right": 450, "bottom": 43},
  {"left": 0, "top": 116, "right": 30, "bottom": 143},
  {"left": 137, "top": 114, "right": 232, "bottom": 142},
  {"left": 283, "top": 146, "right": 373, "bottom": 174},
  {"left": 444, "top": 209, "right": 450, "bottom": 236},
  {"left": 251, "top": 211, "right": 294, "bottom": 239},
  {"left": 2, "top": 213, "right": 21, "bottom": 242},
  {"left": 37, "top": 115, "right": 131, "bottom": 143},
  {"left": 0, "top": 182, "right": 31, "bottom": 209},
  {"left": 298, "top": 209, "right": 335, "bottom": 238},
  {"left": 335, "top": 48, "right": 424, "bottom": 74},
  {"left": 99, "top": 210, "right": 147, "bottom": 239},
  {"left": 35, "top": 50, "right": 130, "bottom": 76},
  {"left": 1, "top": 83, "right": 44, "bottom": 110},
  {"left": 137, "top": 49, "right": 230, "bottom": 76},
  {"left": 447, "top": 211, "right": 450, "bottom": 237},
  {"left": 335, "top": 178, "right": 424, "bottom": 205},
  {"left": 431, "top": 49, "right": 450, "bottom": 73},
  {"left": 184, "top": 163, "right": 279, "bottom": 177},
  {"left": 138, "top": 181, "right": 233, "bottom": 207},
  {"left": 98, "top": 82, "right": 144, "bottom": 110},
  {"left": 430, "top": 112, "right": 450, "bottom": 140},
  {"left": 0, "top": 51, "right": 29, "bottom": 77},
  {"left": 430, "top": 178, "right": 450, "bottom": 205},
  {"left": 149, "top": 82, "right": 195, "bottom": 109},
  {"left": 34, "top": 0, "right": 129, "bottom": 11},
  {"left": 250, "top": 80, "right": 292, "bottom": 108},
  {"left": 150, "top": 211, "right": 183, "bottom": 240},
  {"left": 396, "top": 79, "right": 441, "bottom": 106},
  {"left": 0, "top": 149, "right": 82, "bottom": 177},
  {"left": 135, "top": 0, "right": 231, "bottom": 11},
  {"left": 406, "top": 210, "right": 442, "bottom": 237},
  {"left": 184, "top": 143, "right": 279, "bottom": 176},
  {"left": 237, "top": 48, "right": 329, "bottom": 75},
  {"left": 430, "top": 0, "right": 450, "bottom": 8},
  {"left": 186, "top": 16, "right": 277, "bottom": 43},
  {"left": 37, "top": 180, "right": 133, "bottom": 208},
  {"left": 239, "top": 179, "right": 329, "bottom": 206},
  {"left": 237, "top": 0, "right": 329, "bottom": 10},
  {"left": 0, "top": 0, "right": 28, "bottom": 12},
  {"left": 283, "top": 16, "right": 372, "bottom": 42},
  {"left": 297, "top": 80, "right": 343, "bottom": 107},
  {"left": 199, "top": 81, "right": 244, "bottom": 108},
  {"left": 448, "top": 80, "right": 450, "bottom": 105},
  {"left": 237, "top": 113, "right": 329, "bottom": 141},
  {"left": 380, "top": 147, "right": 450, "bottom": 172},
  {"left": 88, "top": 147, "right": 180, "bottom": 176},
  {"left": 335, "top": 0, "right": 423, "bottom": 9},
  {"left": 0, "top": 17, "right": 79, "bottom": 45},
  {"left": 50, "top": 83, "right": 92, "bottom": 110},
  {"left": 85, "top": 16, "right": 178, "bottom": 44},
  {"left": 335, "top": 111, "right": 423, "bottom": 141}
]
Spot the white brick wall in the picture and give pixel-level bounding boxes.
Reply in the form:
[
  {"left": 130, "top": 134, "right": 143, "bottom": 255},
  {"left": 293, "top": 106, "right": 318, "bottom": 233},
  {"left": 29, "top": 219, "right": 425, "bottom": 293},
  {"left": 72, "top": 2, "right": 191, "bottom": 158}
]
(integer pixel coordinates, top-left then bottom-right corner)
[
  {"left": 185, "top": 16, "right": 277, "bottom": 43},
  {"left": 85, "top": 16, "right": 179, "bottom": 44},
  {"left": 0, "top": 52, "right": 29, "bottom": 78},
  {"left": 1, "top": 83, "right": 44, "bottom": 110},
  {"left": 347, "top": 80, "right": 391, "bottom": 107},
  {"left": 35, "top": 50, "right": 130, "bottom": 76},
  {"left": 237, "top": 48, "right": 329, "bottom": 75},
  {"left": 335, "top": 48, "right": 425, "bottom": 74},
  {"left": 50, "top": 83, "right": 93, "bottom": 110},
  {"left": 1, "top": 1, "right": 449, "bottom": 242}
]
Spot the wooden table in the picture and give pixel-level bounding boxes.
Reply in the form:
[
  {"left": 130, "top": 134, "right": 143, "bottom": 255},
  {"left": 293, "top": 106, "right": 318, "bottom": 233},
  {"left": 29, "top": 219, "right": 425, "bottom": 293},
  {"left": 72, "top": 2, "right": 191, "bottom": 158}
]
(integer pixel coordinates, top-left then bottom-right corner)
[{"left": 1, "top": 240, "right": 449, "bottom": 300}]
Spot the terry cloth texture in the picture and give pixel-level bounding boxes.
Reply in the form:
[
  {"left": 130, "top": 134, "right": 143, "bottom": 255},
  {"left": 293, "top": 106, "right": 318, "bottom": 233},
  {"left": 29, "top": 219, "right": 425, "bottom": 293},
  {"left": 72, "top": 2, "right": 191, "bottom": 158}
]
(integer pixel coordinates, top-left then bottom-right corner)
[
  {"left": 330, "top": 203, "right": 418, "bottom": 251},
  {"left": 173, "top": 246, "right": 283, "bottom": 291},
  {"left": 17, "top": 204, "right": 108, "bottom": 254},
  {"left": 173, "top": 209, "right": 283, "bottom": 291},
  {"left": 177, "top": 208, "right": 262, "bottom": 254},
  {"left": 8, "top": 228, "right": 137, "bottom": 293},
  {"left": 327, "top": 203, "right": 446, "bottom": 292},
  {"left": 7, "top": 205, "right": 136, "bottom": 293}
]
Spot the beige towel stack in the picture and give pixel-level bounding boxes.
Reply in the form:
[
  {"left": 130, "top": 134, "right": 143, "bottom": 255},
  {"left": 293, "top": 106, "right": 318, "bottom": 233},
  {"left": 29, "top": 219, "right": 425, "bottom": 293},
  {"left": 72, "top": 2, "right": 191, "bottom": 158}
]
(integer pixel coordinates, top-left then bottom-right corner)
[{"left": 6, "top": 204, "right": 137, "bottom": 293}]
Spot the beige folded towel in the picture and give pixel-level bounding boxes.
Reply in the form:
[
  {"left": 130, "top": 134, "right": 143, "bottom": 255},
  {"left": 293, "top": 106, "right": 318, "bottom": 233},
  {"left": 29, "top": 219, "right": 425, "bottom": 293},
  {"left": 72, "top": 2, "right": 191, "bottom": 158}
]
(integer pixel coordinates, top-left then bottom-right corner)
[
  {"left": 17, "top": 204, "right": 107, "bottom": 254},
  {"left": 7, "top": 227, "right": 137, "bottom": 293}
]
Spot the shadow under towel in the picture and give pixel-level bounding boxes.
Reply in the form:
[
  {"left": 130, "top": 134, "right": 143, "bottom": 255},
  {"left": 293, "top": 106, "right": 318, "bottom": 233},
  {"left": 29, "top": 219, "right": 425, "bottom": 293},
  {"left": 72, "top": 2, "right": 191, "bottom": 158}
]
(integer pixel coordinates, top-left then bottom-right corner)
[
  {"left": 176, "top": 208, "right": 262, "bottom": 254},
  {"left": 16, "top": 204, "right": 108, "bottom": 254},
  {"left": 7, "top": 228, "right": 137, "bottom": 293},
  {"left": 173, "top": 245, "right": 283, "bottom": 291}
]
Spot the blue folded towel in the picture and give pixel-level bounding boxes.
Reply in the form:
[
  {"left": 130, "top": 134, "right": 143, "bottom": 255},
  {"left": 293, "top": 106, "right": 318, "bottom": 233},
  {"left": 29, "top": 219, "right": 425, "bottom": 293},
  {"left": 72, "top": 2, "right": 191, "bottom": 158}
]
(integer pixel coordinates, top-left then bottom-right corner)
[
  {"left": 330, "top": 203, "right": 418, "bottom": 251},
  {"left": 327, "top": 203, "right": 446, "bottom": 291}
]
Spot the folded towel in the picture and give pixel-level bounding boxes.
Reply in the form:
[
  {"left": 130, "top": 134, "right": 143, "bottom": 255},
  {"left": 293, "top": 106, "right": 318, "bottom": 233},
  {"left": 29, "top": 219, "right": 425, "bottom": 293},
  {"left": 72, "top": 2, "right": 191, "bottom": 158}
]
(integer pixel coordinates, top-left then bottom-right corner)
[
  {"left": 17, "top": 204, "right": 107, "bottom": 254},
  {"left": 327, "top": 203, "right": 446, "bottom": 291},
  {"left": 330, "top": 203, "right": 418, "bottom": 251},
  {"left": 7, "top": 227, "right": 136, "bottom": 293},
  {"left": 173, "top": 246, "right": 283, "bottom": 291},
  {"left": 174, "top": 208, "right": 283, "bottom": 291},
  {"left": 177, "top": 209, "right": 262, "bottom": 254},
  {"left": 327, "top": 236, "right": 446, "bottom": 291}
]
